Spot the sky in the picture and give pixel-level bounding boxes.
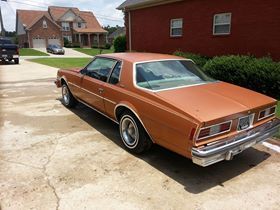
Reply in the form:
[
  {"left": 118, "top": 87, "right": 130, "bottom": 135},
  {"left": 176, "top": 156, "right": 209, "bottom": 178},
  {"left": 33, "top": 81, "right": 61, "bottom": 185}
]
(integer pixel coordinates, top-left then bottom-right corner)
[{"left": 0, "top": 0, "right": 125, "bottom": 31}]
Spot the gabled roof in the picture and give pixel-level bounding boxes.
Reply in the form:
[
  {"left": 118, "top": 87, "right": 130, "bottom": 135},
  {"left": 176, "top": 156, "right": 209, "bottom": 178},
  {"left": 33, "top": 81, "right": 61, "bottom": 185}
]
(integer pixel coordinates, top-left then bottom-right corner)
[
  {"left": 117, "top": 0, "right": 183, "bottom": 10},
  {"left": 17, "top": 10, "right": 60, "bottom": 30},
  {"left": 74, "top": 11, "right": 107, "bottom": 33},
  {"left": 48, "top": 6, "right": 81, "bottom": 21},
  {"left": 108, "top": 27, "right": 126, "bottom": 39}
]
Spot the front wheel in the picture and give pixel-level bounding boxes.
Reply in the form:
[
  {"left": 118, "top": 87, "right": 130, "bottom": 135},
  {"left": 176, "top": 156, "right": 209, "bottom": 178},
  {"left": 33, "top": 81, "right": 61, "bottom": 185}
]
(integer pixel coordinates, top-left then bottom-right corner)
[
  {"left": 61, "top": 84, "right": 77, "bottom": 108},
  {"left": 119, "top": 111, "right": 153, "bottom": 154}
]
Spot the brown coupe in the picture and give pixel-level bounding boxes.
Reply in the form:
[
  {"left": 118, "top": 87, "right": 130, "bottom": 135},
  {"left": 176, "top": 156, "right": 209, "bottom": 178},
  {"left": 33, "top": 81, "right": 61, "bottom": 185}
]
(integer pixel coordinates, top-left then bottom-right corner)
[{"left": 55, "top": 53, "right": 280, "bottom": 166}]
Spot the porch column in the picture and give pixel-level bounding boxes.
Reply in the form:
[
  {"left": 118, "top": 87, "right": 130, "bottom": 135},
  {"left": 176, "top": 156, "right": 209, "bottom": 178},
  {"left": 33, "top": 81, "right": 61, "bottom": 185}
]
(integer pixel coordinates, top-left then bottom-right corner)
[
  {"left": 79, "top": 34, "right": 81, "bottom": 43},
  {"left": 105, "top": 33, "right": 108, "bottom": 44},
  {"left": 88, "top": 33, "right": 91, "bottom": 47},
  {"left": 97, "top": 33, "right": 100, "bottom": 48}
]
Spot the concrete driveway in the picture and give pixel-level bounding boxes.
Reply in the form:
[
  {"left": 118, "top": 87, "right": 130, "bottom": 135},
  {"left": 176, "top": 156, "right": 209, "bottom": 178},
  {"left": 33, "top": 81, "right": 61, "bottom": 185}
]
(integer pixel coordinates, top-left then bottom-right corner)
[
  {"left": 0, "top": 60, "right": 280, "bottom": 210},
  {"left": 34, "top": 48, "right": 91, "bottom": 58}
]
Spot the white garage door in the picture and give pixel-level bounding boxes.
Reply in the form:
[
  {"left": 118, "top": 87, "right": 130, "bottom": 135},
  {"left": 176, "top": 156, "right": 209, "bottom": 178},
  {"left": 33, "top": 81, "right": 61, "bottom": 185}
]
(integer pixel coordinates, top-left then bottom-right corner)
[
  {"left": 48, "top": 38, "right": 60, "bottom": 46},
  {"left": 32, "top": 38, "right": 46, "bottom": 48}
]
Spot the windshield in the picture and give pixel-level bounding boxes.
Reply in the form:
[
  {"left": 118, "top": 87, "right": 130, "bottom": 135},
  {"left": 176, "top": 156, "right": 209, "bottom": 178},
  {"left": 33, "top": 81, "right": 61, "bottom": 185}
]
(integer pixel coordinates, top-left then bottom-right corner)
[
  {"left": 136, "top": 60, "right": 215, "bottom": 91},
  {"left": 53, "top": 45, "right": 61, "bottom": 48}
]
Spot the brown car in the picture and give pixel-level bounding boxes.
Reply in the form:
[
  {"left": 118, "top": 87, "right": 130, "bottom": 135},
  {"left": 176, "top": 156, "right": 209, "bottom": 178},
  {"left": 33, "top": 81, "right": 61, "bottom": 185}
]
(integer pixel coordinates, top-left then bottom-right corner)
[{"left": 55, "top": 53, "right": 280, "bottom": 167}]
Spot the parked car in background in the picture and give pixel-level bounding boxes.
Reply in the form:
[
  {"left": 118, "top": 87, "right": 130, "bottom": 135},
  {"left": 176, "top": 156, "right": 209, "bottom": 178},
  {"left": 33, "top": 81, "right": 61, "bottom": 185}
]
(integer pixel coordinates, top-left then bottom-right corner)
[
  {"left": 46, "top": 44, "right": 65, "bottom": 55},
  {"left": 55, "top": 53, "right": 280, "bottom": 167},
  {"left": 0, "top": 37, "right": 19, "bottom": 64}
]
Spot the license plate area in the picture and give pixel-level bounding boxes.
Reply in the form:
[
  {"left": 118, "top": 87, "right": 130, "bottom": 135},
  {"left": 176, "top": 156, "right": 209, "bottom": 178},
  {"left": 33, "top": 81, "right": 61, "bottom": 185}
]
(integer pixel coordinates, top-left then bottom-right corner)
[{"left": 237, "top": 114, "right": 254, "bottom": 131}]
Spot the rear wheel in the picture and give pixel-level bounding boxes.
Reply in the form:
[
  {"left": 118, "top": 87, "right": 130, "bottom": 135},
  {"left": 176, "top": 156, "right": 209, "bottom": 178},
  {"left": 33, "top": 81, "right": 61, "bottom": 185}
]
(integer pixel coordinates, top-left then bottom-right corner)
[
  {"left": 119, "top": 111, "right": 153, "bottom": 154},
  {"left": 61, "top": 84, "right": 77, "bottom": 108}
]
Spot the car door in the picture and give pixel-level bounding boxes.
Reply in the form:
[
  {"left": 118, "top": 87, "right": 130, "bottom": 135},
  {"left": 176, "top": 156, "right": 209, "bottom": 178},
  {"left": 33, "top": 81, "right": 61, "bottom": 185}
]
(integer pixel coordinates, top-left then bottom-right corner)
[{"left": 80, "top": 57, "right": 117, "bottom": 112}]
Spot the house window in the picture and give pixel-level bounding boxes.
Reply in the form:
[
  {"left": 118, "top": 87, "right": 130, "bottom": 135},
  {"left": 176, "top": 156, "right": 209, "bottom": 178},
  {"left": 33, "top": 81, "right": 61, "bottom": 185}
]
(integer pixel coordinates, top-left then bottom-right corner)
[
  {"left": 213, "top": 13, "right": 231, "bottom": 35},
  {"left": 62, "top": 22, "right": 70, "bottom": 31},
  {"left": 77, "top": 22, "right": 82, "bottom": 28},
  {"left": 63, "top": 36, "right": 72, "bottom": 43},
  {"left": 43, "top": 20, "right": 47, "bottom": 28},
  {"left": 170, "top": 19, "right": 183, "bottom": 37}
]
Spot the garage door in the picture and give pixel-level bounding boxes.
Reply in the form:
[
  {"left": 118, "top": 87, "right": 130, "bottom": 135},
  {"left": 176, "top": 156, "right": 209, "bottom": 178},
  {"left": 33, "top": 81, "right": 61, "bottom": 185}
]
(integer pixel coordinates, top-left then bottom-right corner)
[
  {"left": 32, "top": 38, "right": 46, "bottom": 48},
  {"left": 48, "top": 38, "right": 60, "bottom": 46}
]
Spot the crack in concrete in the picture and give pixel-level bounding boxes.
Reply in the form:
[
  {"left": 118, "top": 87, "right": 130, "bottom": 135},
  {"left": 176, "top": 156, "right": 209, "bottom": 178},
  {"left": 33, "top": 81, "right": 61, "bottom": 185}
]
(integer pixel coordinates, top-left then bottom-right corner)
[{"left": 1, "top": 133, "right": 71, "bottom": 210}]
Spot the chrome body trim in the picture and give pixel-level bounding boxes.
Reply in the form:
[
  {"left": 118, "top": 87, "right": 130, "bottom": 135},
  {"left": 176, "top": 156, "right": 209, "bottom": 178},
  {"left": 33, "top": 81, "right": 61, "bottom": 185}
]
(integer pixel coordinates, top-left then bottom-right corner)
[
  {"left": 114, "top": 103, "right": 156, "bottom": 143},
  {"left": 192, "top": 118, "right": 280, "bottom": 167},
  {"left": 68, "top": 82, "right": 117, "bottom": 105},
  {"left": 77, "top": 99, "right": 119, "bottom": 124},
  {"left": 197, "top": 120, "right": 233, "bottom": 141}
]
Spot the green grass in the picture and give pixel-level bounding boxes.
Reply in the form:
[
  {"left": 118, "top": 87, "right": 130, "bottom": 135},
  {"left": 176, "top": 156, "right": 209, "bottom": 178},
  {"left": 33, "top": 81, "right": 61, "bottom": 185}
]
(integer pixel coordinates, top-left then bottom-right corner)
[
  {"left": 30, "top": 58, "right": 91, "bottom": 68},
  {"left": 20, "top": 48, "right": 49, "bottom": 56},
  {"left": 73, "top": 48, "right": 114, "bottom": 56}
]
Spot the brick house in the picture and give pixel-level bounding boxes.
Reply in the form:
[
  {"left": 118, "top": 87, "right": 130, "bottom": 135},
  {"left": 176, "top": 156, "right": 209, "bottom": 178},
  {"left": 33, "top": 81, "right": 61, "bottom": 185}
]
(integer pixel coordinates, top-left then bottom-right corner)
[
  {"left": 118, "top": 0, "right": 280, "bottom": 60},
  {"left": 16, "top": 6, "right": 107, "bottom": 48}
]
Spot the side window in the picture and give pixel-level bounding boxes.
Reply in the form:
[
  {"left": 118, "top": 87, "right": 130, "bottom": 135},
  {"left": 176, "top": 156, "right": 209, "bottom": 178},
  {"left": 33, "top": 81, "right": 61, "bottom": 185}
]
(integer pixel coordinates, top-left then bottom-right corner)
[
  {"left": 84, "top": 58, "right": 117, "bottom": 82},
  {"left": 109, "top": 62, "right": 121, "bottom": 84}
]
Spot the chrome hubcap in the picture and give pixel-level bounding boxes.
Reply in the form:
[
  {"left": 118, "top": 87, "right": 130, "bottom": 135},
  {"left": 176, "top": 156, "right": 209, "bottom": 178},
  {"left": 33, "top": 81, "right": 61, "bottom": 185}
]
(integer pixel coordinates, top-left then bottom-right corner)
[
  {"left": 121, "top": 117, "right": 138, "bottom": 148},
  {"left": 62, "top": 86, "right": 69, "bottom": 104}
]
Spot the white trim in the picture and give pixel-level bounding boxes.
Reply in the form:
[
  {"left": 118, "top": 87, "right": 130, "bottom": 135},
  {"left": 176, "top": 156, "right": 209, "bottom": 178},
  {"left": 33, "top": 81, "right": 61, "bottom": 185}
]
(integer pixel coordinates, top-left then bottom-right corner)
[
  {"left": 128, "top": 11, "right": 132, "bottom": 51},
  {"left": 213, "top": 13, "right": 232, "bottom": 35},
  {"left": 170, "top": 18, "right": 183, "bottom": 37},
  {"left": 197, "top": 120, "right": 233, "bottom": 141}
]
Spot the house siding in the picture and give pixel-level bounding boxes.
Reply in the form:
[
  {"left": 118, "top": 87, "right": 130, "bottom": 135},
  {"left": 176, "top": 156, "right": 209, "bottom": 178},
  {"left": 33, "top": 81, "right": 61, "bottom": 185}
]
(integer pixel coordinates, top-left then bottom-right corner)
[
  {"left": 126, "top": 0, "right": 280, "bottom": 60},
  {"left": 28, "top": 17, "right": 62, "bottom": 48}
]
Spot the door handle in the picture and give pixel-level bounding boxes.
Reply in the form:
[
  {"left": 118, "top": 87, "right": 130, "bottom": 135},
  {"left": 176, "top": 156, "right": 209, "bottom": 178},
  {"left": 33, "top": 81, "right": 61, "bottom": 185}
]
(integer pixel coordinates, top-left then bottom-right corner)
[{"left": 98, "top": 88, "right": 104, "bottom": 93}]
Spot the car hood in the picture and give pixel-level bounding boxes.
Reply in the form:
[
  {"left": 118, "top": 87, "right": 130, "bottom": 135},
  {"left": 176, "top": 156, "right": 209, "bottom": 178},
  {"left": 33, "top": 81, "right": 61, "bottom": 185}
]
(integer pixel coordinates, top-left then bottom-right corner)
[{"left": 155, "top": 82, "right": 276, "bottom": 122}]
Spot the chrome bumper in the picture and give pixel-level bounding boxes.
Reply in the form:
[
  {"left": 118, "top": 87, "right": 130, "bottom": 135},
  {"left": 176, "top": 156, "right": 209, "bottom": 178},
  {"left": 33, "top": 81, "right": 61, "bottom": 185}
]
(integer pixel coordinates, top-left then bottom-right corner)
[{"left": 192, "top": 118, "right": 280, "bottom": 167}]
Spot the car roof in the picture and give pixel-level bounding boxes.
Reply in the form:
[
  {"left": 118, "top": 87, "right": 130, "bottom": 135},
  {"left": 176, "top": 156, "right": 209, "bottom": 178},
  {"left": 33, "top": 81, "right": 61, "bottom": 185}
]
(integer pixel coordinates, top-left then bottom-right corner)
[{"left": 98, "top": 52, "right": 185, "bottom": 63}]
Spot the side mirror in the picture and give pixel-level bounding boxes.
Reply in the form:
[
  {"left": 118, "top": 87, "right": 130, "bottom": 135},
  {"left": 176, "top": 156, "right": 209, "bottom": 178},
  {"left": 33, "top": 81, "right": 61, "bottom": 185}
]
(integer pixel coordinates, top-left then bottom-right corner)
[{"left": 80, "top": 68, "right": 87, "bottom": 75}]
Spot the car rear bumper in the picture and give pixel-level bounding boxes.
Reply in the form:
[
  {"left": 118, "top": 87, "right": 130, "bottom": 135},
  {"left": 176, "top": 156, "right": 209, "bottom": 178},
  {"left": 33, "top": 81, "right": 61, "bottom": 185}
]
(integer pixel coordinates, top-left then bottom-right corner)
[{"left": 192, "top": 118, "right": 280, "bottom": 167}]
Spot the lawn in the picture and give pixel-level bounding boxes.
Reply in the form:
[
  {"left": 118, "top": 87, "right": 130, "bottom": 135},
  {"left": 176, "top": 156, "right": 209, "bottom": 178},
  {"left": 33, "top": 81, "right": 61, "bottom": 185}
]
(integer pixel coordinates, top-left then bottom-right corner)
[
  {"left": 277, "top": 101, "right": 280, "bottom": 117},
  {"left": 73, "top": 48, "right": 114, "bottom": 56},
  {"left": 20, "top": 48, "right": 49, "bottom": 56},
  {"left": 30, "top": 58, "right": 91, "bottom": 69}
]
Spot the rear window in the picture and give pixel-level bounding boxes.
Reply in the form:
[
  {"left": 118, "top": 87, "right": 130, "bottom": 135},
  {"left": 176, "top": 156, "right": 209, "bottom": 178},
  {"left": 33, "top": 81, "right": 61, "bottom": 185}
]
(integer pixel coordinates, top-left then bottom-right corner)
[
  {"left": 0, "top": 39, "right": 12, "bottom": 44},
  {"left": 136, "top": 60, "right": 215, "bottom": 91}
]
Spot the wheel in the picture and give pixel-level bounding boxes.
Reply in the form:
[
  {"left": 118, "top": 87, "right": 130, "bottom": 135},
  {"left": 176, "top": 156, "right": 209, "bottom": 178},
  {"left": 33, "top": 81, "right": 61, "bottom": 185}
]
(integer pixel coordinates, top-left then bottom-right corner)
[
  {"left": 61, "top": 84, "right": 77, "bottom": 108},
  {"left": 14, "top": 58, "right": 19, "bottom": 64},
  {"left": 119, "top": 111, "right": 153, "bottom": 154}
]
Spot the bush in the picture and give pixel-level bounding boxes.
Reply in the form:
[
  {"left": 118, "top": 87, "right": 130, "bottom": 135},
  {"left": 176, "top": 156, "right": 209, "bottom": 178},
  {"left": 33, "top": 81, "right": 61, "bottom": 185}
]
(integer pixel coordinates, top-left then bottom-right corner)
[
  {"left": 63, "top": 38, "right": 69, "bottom": 47},
  {"left": 174, "top": 51, "right": 210, "bottom": 68},
  {"left": 114, "top": 35, "right": 126, "bottom": 52},
  {"left": 203, "top": 55, "right": 280, "bottom": 99}
]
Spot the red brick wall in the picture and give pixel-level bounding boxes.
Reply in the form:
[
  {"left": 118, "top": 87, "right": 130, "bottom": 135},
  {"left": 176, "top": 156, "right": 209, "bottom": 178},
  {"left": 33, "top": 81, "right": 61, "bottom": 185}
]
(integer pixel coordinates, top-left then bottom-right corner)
[
  {"left": 128, "top": 0, "right": 280, "bottom": 60},
  {"left": 28, "top": 17, "right": 62, "bottom": 48}
]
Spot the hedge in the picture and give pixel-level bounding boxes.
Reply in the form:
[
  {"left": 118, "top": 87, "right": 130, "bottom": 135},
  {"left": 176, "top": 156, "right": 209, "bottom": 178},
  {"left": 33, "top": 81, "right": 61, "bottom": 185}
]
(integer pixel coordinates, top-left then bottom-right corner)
[
  {"left": 173, "top": 51, "right": 210, "bottom": 68},
  {"left": 114, "top": 35, "right": 126, "bottom": 52},
  {"left": 203, "top": 55, "right": 280, "bottom": 99}
]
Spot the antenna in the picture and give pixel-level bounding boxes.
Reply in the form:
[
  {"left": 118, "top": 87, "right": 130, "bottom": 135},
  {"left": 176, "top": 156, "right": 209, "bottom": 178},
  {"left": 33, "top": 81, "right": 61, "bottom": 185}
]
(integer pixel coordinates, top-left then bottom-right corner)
[{"left": 0, "top": 6, "right": 5, "bottom": 36}]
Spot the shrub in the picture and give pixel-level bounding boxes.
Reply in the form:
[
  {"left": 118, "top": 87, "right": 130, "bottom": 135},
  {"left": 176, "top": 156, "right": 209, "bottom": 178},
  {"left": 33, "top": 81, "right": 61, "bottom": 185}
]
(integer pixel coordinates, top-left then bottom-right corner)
[
  {"left": 114, "top": 35, "right": 126, "bottom": 52},
  {"left": 63, "top": 37, "right": 69, "bottom": 47},
  {"left": 174, "top": 51, "right": 210, "bottom": 68},
  {"left": 203, "top": 55, "right": 280, "bottom": 99}
]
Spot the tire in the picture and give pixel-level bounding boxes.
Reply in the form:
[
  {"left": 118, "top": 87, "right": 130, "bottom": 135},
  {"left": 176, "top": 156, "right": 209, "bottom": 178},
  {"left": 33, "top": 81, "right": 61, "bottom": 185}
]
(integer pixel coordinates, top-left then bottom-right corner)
[
  {"left": 14, "top": 58, "right": 19, "bottom": 64},
  {"left": 61, "top": 84, "right": 77, "bottom": 108},
  {"left": 119, "top": 111, "right": 153, "bottom": 154}
]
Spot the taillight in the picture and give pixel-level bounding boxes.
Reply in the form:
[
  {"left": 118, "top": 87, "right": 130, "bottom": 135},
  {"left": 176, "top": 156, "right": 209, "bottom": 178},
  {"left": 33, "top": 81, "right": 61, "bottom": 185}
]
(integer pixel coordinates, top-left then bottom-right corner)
[
  {"left": 258, "top": 106, "right": 276, "bottom": 121},
  {"left": 197, "top": 121, "right": 232, "bottom": 140}
]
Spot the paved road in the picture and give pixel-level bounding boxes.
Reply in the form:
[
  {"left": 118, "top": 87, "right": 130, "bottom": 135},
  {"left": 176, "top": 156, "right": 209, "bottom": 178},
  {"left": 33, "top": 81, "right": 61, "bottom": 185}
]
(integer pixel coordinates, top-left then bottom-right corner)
[{"left": 0, "top": 60, "right": 280, "bottom": 210}]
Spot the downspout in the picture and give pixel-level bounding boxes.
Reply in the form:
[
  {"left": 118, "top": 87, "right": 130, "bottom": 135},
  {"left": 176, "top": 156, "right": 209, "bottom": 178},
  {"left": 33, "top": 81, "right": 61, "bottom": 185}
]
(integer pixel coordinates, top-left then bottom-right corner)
[{"left": 128, "top": 10, "right": 132, "bottom": 52}]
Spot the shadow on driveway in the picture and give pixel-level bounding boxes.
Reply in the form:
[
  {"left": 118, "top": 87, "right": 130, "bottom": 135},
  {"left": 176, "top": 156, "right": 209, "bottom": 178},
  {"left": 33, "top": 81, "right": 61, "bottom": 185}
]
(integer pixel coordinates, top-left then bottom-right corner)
[{"left": 64, "top": 101, "right": 271, "bottom": 194}]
